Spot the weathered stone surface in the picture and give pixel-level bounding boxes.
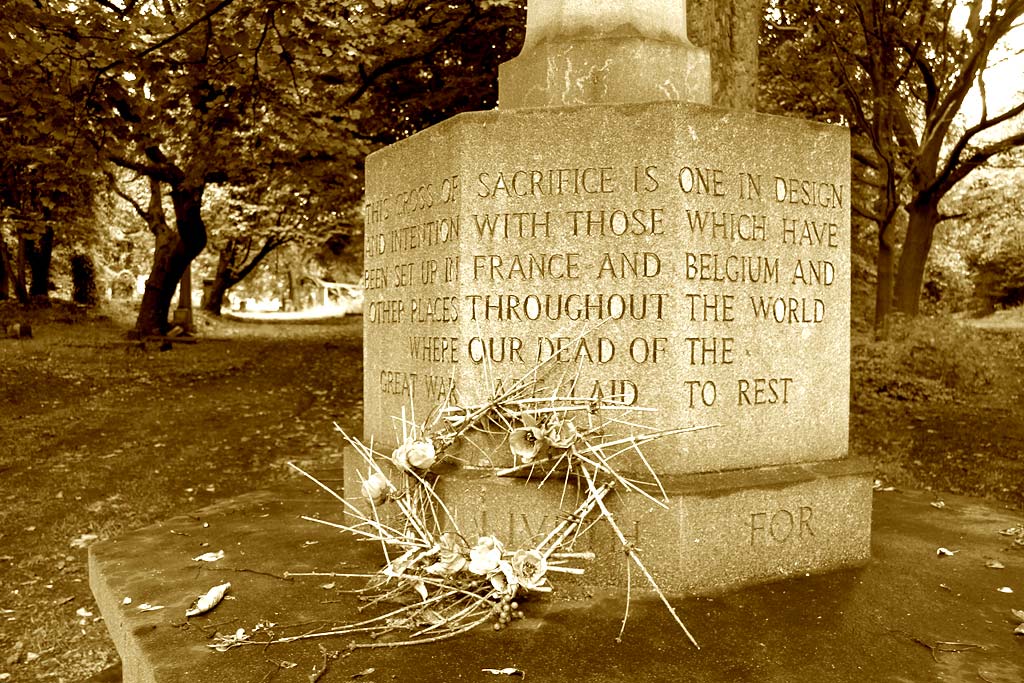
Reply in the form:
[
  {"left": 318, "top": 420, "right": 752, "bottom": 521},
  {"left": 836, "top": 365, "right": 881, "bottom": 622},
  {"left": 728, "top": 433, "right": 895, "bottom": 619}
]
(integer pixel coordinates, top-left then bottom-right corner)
[
  {"left": 90, "top": 485, "right": 1024, "bottom": 682},
  {"left": 362, "top": 101, "right": 851, "bottom": 477},
  {"left": 499, "top": 38, "right": 711, "bottom": 109},
  {"left": 499, "top": 0, "right": 710, "bottom": 108},
  {"left": 434, "top": 458, "right": 872, "bottom": 594}
]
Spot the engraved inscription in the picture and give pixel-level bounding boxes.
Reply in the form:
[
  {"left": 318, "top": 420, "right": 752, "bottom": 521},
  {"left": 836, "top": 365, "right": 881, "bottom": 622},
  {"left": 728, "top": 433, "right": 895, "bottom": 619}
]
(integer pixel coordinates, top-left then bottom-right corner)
[{"left": 748, "top": 506, "right": 815, "bottom": 546}]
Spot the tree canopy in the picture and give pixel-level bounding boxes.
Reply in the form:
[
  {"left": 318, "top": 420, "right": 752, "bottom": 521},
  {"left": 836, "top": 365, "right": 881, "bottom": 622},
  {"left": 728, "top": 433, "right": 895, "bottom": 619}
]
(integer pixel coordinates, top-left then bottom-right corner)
[{"left": 762, "top": 0, "right": 1024, "bottom": 332}]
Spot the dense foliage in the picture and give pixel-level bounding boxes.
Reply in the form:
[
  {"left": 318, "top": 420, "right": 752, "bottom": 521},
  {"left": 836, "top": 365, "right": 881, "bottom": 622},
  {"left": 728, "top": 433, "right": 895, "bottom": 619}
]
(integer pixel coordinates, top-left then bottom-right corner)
[{"left": 762, "top": 0, "right": 1024, "bottom": 333}]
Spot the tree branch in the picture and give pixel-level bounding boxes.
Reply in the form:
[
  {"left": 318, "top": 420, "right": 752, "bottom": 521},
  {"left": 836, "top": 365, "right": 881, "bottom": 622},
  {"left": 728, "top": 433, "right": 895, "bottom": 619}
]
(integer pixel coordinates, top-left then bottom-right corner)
[
  {"left": 109, "top": 153, "right": 181, "bottom": 184},
  {"left": 341, "top": 0, "right": 481, "bottom": 107},
  {"left": 937, "top": 127, "right": 1024, "bottom": 196}
]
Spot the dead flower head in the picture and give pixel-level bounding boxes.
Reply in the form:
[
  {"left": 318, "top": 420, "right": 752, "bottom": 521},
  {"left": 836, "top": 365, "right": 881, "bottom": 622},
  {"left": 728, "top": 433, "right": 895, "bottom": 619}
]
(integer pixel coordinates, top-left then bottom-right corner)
[
  {"left": 545, "top": 416, "right": 579, "bottom": 449},
  {"left": 509, "top": 426, "right": 549, "bottom": 465},
  {"left": 392, "top": 440, "right": 437, "bottom": 473},
  {"left": 360, "top": 471, "right": 391, "bottom": 505},
  {"left": 510, "top": 549, "right": 549, "bottom": 592},
  {"left": 468, "top": 535, "right": 504, "bottom": 575},
  {"left": 426, "top": 532, "right": 469, "bottom": 576}
]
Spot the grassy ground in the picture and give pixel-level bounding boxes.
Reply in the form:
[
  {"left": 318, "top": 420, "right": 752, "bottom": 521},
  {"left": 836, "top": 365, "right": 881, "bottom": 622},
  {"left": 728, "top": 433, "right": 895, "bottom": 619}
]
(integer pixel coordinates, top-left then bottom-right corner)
[
  {"left": 1, "top": 306, "right": 363, "bottom": 682},
  {"left": 0, "top": 303, "right": 1021, "bottom": 682}
]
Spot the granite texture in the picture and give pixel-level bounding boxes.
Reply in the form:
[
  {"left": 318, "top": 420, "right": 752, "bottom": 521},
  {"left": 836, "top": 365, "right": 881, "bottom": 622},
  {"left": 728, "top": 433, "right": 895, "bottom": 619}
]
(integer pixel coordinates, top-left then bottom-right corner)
[
  {"left": 434, "top": 458, "right": 873, "bottom": 594},
  {"left": 362, "top": 101, "right": 852, "bottom": 477},
  {"left": 499, "top": 37, "right": 711, "bottom": 108}
]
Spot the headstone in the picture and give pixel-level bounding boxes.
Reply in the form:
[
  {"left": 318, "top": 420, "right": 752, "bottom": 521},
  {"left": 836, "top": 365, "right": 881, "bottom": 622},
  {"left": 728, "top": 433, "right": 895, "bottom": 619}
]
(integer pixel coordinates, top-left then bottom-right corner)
[{"left": 351, "top": 0, "right": 871, "bottom": 594}]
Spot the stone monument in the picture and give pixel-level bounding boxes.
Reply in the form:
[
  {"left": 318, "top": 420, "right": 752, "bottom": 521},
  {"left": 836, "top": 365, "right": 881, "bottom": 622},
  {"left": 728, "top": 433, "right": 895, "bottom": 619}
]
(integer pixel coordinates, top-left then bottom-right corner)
[{"left": 349, "top": 0, "right": 872, "bottom": 594}]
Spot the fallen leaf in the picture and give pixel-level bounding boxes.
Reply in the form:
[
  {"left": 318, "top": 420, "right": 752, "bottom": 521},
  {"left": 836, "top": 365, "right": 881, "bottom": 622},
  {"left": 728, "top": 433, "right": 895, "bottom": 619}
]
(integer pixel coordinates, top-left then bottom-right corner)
[
  {"left": 1015, "top": 624, "right": 1024, "bottom": 636},
  {"left": 986, "top": 560, "right": 1005, "bottom": 569},
  {"left": 929, "top": 501, "right": 946, "bottom": 509},
  {"left": 1011, "top": 609, "right": 1024, "bottom": 623},
  {"left": 997, "top": 587, "right": 1014, "bottom": 594},
  {"left": 319, "top": 583, "right": 336, "bottom": 590},
  {"left": 75, "top": 607, "right": 93, "bottom": 618},
  {"left": 137, "top": 603, "right": 164, "bottom": 612},
  {"left": 482, "top": 668, "right": 525, "bottom": 677},
  {"left": 186, "top": 582, "right": 231, "bottom": 618},
  {"left": 936, "top": 547, "right": 957, "bottom": 557},
  {"left": 192, "top": 550, "right": 225, "bottom": 562},
  {"left": 351, "top": 668, "right": 375, "bottom": 678},
  {"left": 122, "top": 597, "right": 132, "bottom": 605}
]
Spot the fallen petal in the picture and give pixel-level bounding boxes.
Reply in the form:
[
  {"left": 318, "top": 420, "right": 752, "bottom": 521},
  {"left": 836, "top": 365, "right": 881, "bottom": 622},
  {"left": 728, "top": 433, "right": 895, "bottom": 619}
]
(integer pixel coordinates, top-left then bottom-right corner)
[
  {"left": 936, "top": 547, "right": 957, "bottom": 557},
  {"left": 137, "top": 603, "right": 164, "bottom": 612},
  {"left": 482, "top": 668, "right": 525, "bottom": 677},
  {"left": 1011, "top": 608, "right": 1024, "bottom": 623},
  {"left": 997, "top": 586, "right": 1014, "bottom": 594},
  {"left": 986, "top": 560, "right": 1005, "bottom": 569},
  {"left": 186, "top": 582, "right": 231, "bottom": 618},
  {"left": 192, "top": 550, "right": 225, "bottom": 562}
]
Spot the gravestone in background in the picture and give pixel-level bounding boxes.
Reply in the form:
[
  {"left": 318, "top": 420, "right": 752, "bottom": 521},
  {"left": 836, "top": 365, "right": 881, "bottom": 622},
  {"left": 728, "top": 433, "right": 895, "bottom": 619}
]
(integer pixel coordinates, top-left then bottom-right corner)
[{"left": 348, "top": 0, "right": 872, "bottom": 594}]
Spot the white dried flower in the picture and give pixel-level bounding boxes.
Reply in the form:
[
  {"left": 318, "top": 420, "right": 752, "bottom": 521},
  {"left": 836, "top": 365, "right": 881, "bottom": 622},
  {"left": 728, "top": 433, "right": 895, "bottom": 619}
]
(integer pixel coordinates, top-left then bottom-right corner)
[
  {"left": 468, "top": 535, "right": 504, "bottom": 575},
  {"left": 509, "top": 426, "right": 548, "bottom": 464},
  {"left": 361, "top": 471, "right": 391, "bottom": 505},
  {"left": 392, "top": 440, "right": 436, "bottom": 472}
]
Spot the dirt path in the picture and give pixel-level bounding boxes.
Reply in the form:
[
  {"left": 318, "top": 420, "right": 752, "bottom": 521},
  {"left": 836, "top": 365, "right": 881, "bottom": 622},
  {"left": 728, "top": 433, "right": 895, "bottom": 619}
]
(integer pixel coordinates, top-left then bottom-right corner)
[{"left": 0, "top": 316, "right": 363, "bottom": 682}]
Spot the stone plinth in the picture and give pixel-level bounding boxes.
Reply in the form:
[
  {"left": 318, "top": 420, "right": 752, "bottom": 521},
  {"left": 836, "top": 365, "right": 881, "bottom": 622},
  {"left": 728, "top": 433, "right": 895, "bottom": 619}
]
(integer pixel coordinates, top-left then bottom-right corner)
[
  {"left": 356, "top": 97, "right": 865, "bottom": 593},
  {"left": 89, "top": 485, "right": 1024, "bottom": 683}
]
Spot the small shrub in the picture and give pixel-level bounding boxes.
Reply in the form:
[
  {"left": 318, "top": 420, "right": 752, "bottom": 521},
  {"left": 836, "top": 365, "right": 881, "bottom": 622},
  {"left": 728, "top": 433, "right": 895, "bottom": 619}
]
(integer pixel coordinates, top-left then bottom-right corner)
[{"left": 852, "top": 315, "right": 995, "bottom": 405}]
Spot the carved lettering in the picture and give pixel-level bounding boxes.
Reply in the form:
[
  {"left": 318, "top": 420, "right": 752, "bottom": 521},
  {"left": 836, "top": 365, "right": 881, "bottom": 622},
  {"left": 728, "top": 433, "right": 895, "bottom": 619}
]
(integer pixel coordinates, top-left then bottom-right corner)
[{"left": 749, "top": 506, "right": 815, "bottom": 545}]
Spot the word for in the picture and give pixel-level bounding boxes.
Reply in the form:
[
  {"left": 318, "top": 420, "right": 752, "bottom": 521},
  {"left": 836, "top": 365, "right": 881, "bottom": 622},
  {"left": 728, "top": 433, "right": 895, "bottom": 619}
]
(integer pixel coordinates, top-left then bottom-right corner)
[{"left": 748, "top": 507, "right": 815, "bottom": 546}]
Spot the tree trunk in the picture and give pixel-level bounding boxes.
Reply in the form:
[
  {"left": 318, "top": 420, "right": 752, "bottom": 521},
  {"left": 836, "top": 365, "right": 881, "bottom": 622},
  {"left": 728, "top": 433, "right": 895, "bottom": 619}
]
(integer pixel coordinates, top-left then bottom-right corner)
[
  {"left": 13, "top": 236, "right": 29, "bottom": 304},
  {"left": 689, "top": 0, "right": 760, "bottom": 110},
  {"left": 71, "top": 253, "right": 100, "bottom": 306},
  {"left": 203, "top": 243, "right": 235, "bottom": 315},
  {"left": 203, "top": 236, "right": 283, "bottom": 315},
  {"left": 894, "top": 198, "right": 940, "bottom": 317},
  {"left": 0, "top": 238, "right": 9, "bottom": 301},
  {"left": 135, "top": 181, "right": 209, "bottom": 336},
  {"left": 25, "top": 225, "right": 54, "bottom": 299},
  {"left": 874, "top": 222, "right": 895, "bottom": 339}
]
